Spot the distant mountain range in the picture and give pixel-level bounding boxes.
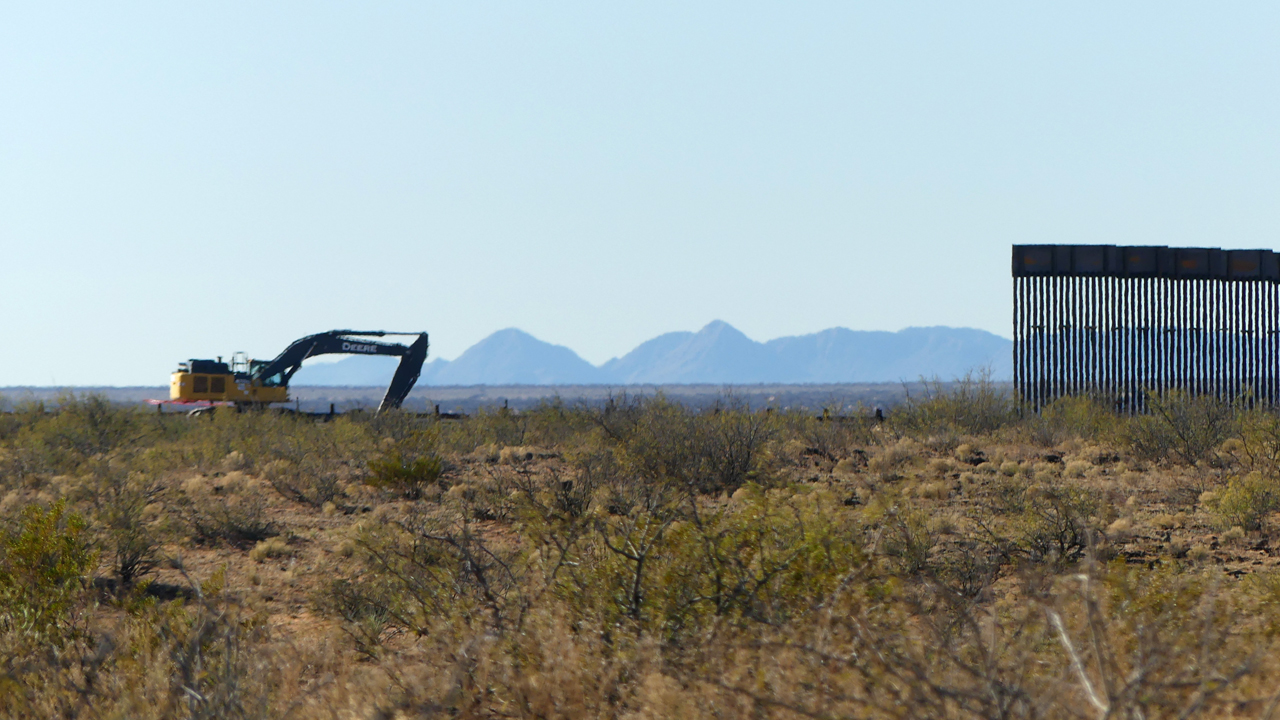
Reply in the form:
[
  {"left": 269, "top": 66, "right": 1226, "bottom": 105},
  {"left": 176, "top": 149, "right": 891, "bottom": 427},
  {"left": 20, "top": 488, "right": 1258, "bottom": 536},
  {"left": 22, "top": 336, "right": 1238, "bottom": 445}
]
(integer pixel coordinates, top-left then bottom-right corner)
[{"left": 291, "top": 321, "right": 1012, "bottom": 387}]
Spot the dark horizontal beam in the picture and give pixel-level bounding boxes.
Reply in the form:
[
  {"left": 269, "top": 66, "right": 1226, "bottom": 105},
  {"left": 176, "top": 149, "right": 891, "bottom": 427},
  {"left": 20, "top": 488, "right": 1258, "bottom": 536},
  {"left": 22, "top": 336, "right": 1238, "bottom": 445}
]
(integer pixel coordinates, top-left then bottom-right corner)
[{"left": 1012, "top": 245, "right": 1279, "bottom": 281}]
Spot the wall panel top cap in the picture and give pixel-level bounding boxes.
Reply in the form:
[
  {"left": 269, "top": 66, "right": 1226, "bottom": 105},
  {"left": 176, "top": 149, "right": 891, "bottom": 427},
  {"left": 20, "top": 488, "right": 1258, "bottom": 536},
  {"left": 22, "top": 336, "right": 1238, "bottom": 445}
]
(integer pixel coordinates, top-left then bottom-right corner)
[
  {"left": 1176, "top": 248, "right": 1211, "bottom": 278},
  {"left": 1210, "top": 250, "right": 1229, "bottom": 279},
  {"left": 1072, "top": 245, "right": 1109, "bottom": 275},
  {"left": 1264, "top": 251, "right": 1280, "bottom": 282},
  {"left": 1012, "top": 246, "right": 1056, "bottom": 275},
  {"left": 1229, "top": 250, "right": 1262, "bottom": 280},
  {"left": 1124, "top": 247, "right": 1158, "bottom": 277},
  {"left": 1012, "top": 244, "right": 1280, "bottom": 281}
]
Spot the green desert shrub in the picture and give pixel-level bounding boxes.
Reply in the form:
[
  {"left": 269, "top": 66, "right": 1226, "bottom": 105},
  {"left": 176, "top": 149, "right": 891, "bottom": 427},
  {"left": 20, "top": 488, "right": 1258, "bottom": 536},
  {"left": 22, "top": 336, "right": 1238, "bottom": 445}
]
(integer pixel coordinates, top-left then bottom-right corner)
[
  {"left": 256, "top": 418, "right": 371, "bottom": 507},
  {"left": 1029, "top": 395, "right": 1119, "bottom": 446},
  {"left": 1122, "top": 390, "right": 1235, "bottom": 465},
  {"left": 647, "top": 487, "right": 858, "bottom": 634},
  {"left": 612, "top": 397, "right": 777, "bottom": 495},
  {"left": 366, "top": 451, "right": 444, "bottom": 500},
  {"left": 448, "top": 405, "right": 530, "bottom": 451},
  {"left": 0, "top": 502, "right": 95, "bottom": 643},
  {"left": 892, "top": 370, "right": 1021, "bottom": 443},
  {"left": 178, "top": 482, "right": 278, "bottom": 548},
  {"left": 519, "top": 398, "right": 596, "bottom": 448},
  {"left": 1209, "top": 472, "right": 1280, "bottom": 532},
  {"left": 84, "top": 457, "right": 166, "bottom": 586},
  {"left": 322, "top": 507, "right": 527, "bottom": 646},
  {"left": 985, "top": 477, "right": 1104, "bottom": 564},
  {"left": 363, "top": 426, "right": 446, "bottom": 500},
  {"left": 0, "top": 397, "right": 105, "bottom": 479},
  {"left": 1222, "top": 407, "right": 1280, "bottom": 478},
  {"left": 874, "top": 504, "right": 936, "bottom": 575},
  {"left": 784, "top": 407, "right": 875, "bottom": 467},
  {"left": 19, "top": 394, "right": 146, "bottom": 474},
  {"left": 164, "top": 408, "right": 279, "bottom": 472}
]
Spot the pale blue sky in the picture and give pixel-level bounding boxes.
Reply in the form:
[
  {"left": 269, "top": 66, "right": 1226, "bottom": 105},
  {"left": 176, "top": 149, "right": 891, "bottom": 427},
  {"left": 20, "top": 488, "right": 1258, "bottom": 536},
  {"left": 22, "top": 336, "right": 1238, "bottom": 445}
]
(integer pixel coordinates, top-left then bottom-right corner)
[{"left": 3, "top": 3, "right": 1279, "bottom": 385}]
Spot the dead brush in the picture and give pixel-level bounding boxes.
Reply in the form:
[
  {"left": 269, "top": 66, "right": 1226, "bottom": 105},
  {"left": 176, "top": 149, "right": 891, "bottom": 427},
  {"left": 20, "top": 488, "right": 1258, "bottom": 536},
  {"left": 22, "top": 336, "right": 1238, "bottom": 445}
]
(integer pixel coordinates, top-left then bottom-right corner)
[
  {"left": 868, "top": 439, "right": 919, "bottom": 482},
  {"left": 82, "top": 455, "right": 167, "bottom": 587},
  {"left": 498, "top": 445, "right": 535, "bottom": 464},
  {"left": 260, "top": 458, "right": 346, "bottom": 509},
  {"left": 177, "top": 477, "right": 278, "bottom": 548}
]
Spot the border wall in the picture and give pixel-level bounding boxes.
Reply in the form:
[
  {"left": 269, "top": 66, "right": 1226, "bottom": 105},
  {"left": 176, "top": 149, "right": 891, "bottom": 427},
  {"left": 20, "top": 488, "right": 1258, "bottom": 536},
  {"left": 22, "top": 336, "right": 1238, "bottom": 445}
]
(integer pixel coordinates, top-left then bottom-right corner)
[{"left": 1012, "top": 245, "right": 1280, "bottom": 411}]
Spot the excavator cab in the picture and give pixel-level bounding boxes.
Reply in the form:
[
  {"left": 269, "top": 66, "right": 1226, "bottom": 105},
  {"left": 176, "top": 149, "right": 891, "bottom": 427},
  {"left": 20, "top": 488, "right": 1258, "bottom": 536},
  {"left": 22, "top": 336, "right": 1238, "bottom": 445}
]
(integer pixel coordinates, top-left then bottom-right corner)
[
  {"left": 169, "top": 330, "right": 429, "bottom": 412},
  {"left": 248, "top": 360, "right": 287, "bottom": 387}
]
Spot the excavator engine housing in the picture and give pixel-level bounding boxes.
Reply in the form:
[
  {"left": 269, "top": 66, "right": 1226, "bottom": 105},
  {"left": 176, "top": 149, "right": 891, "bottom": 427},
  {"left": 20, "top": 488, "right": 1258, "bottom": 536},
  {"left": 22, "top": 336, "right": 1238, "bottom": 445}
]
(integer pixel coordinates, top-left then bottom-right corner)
[{"left": 170, "top": 360, "right": 289, "bottom": 404}]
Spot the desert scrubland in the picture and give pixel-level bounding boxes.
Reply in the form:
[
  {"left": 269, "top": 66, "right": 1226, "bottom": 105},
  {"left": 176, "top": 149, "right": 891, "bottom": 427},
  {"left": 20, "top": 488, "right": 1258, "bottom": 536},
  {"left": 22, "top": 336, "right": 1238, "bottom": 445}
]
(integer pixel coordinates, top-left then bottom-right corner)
[{"left": 3, "top": 383, "right": 1280, "bottom": 718}]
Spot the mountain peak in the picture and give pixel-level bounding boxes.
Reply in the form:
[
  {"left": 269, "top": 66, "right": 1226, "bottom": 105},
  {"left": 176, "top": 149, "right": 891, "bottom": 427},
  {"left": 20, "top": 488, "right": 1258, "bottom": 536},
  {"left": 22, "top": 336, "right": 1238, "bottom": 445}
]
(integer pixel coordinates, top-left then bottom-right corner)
[
  {"left": 473, "top": 327, "right": 539, "bottom": 345},
  {"left": 699, "top": 319, "right": 735, "bottom": 332},
  {"left": 696, "top": 319, "right": 752, "bottom": 339},
  {"left": 433, "top": 329, "right": 599, "bottom": 385}
]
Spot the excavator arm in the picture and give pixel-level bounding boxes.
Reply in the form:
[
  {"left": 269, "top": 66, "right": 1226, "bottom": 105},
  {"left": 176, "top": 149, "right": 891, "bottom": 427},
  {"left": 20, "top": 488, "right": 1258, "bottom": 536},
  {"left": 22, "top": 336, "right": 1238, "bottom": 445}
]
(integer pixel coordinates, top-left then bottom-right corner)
[{"left": 252, "top": 330, "right": 430, "bottom": 412}]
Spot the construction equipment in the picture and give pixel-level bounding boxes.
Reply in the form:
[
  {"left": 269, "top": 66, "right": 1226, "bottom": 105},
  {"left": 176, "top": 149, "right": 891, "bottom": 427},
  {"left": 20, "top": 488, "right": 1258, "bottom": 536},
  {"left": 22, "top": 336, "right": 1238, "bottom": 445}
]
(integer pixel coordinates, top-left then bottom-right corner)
[{"left": 170, "top": 330, "right": 429, "bottom": 412}]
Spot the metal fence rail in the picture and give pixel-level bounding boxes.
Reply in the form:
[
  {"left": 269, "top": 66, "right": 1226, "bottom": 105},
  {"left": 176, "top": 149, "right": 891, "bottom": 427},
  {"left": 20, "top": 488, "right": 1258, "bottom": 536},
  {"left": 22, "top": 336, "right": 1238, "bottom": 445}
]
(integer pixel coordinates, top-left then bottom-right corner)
[{"left": 1012, "top": 245, "right": 1280, "bottom": 411}]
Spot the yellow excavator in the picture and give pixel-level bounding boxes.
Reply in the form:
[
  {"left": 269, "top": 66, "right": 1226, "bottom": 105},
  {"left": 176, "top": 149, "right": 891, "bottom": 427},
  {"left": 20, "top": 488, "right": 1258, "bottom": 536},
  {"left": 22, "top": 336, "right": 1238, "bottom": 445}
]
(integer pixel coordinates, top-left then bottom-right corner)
[{"left": 170, "top": 330, "right": 429, "bottom": 412}]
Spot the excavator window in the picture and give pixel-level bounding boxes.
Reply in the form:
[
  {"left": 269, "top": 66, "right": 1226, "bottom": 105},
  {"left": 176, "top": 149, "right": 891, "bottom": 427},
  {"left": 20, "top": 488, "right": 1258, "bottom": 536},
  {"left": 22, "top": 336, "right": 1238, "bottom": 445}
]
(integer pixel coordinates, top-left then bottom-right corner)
[{"left": 194, "top": 376, "right": 209, "bottom": 393}]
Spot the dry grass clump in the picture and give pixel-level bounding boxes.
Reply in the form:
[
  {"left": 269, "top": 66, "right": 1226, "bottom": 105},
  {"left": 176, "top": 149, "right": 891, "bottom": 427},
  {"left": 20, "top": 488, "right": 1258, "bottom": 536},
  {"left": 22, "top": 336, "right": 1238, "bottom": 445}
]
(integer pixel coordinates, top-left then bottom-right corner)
[
  {"left": 220, "top": 449, "right": 249, "bottom": 472},
  {"left": 473, "top": 443, "right": 501, "bottom": 463},
  {"left": 1064, "top": 459, "right": 1091, "bottom": 478},
  {"left": 868, "top": 439, "right": 918, "bottom": 481},
  {"left": 249, "top": 536, "right": 294, "bottom": 562},
  {"left": 833, "top": 457, "right": 861, "bottom": 474},
  {"left": 926, "top": 457, "right": 955, "bottom": 476},
  {"left": 1106, "top": 516, "right": 1133, "bottom": 541},
  {"left": 916, "top": 480, "right": 950, "bottom": 499},
  {"left": 1223, "top": 525, "right": 1247, "bottom": 544},
  {"left": 952, "top": 442, "right": 986, "bottom": 465}
]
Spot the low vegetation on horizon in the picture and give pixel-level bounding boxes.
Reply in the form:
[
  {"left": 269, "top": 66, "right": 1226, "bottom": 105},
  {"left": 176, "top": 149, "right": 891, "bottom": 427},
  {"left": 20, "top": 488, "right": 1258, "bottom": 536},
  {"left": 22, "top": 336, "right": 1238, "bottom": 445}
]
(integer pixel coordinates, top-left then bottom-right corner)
[{"left": 4, "top": 382, "right": 1280, "bottom": 718}]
